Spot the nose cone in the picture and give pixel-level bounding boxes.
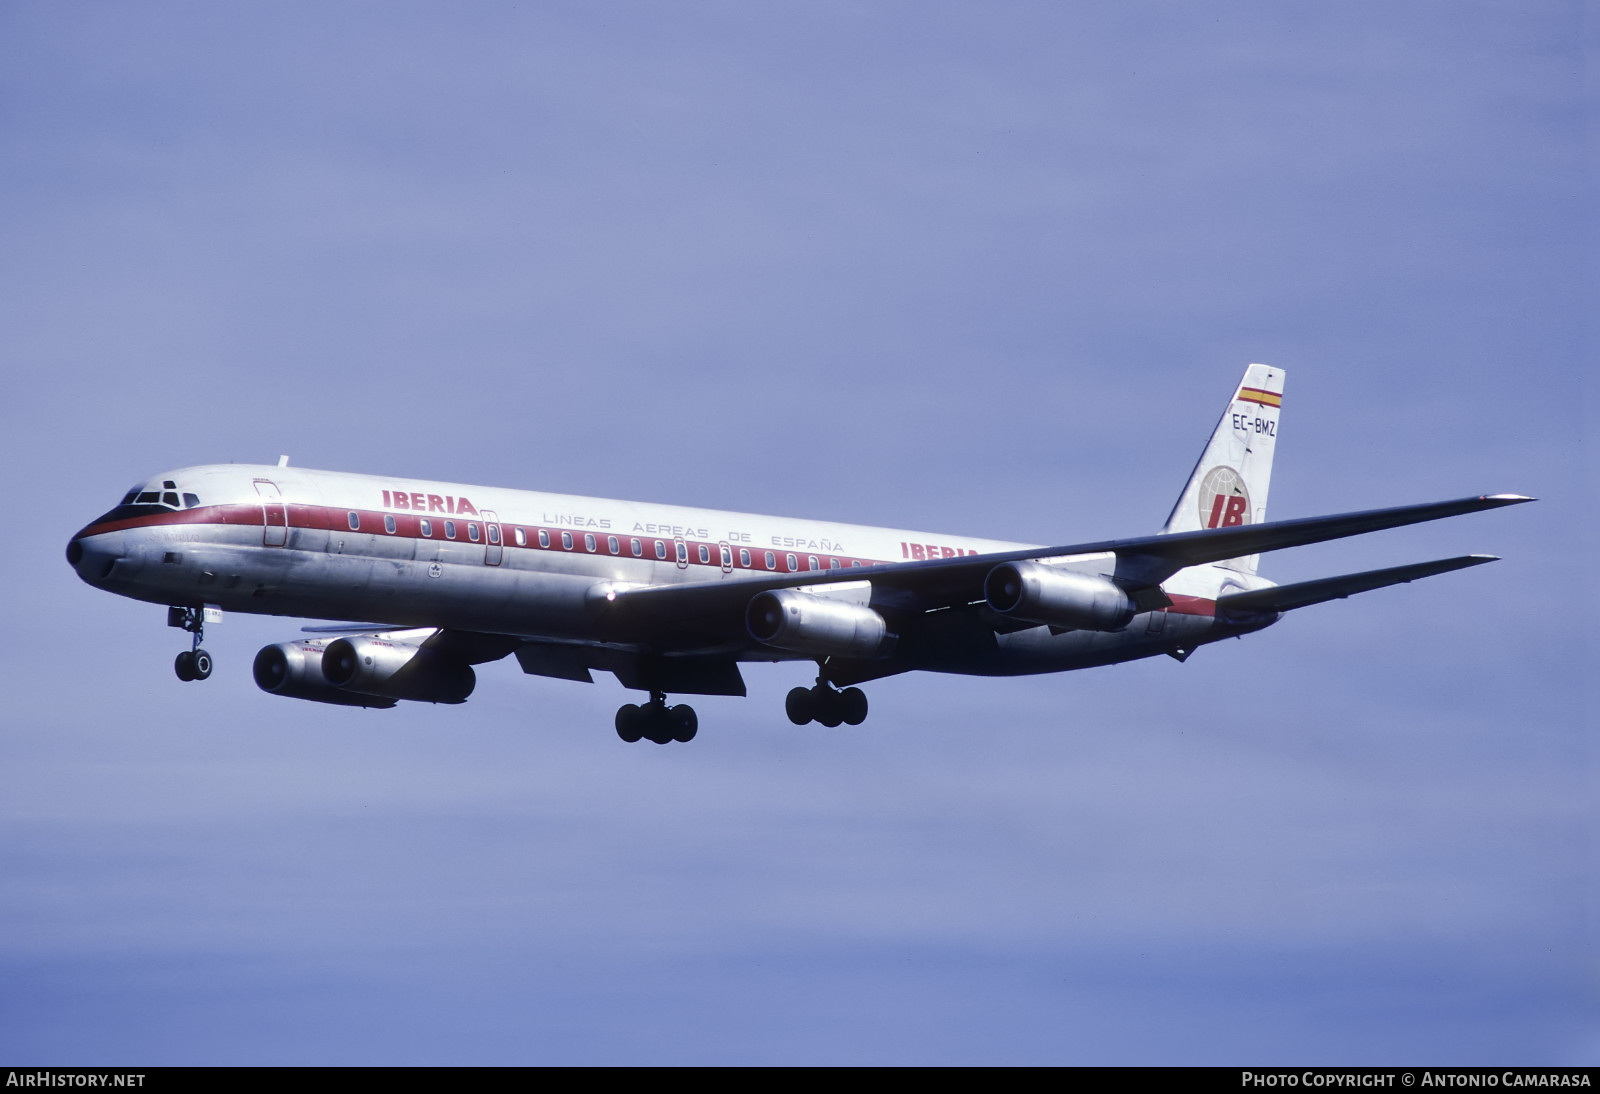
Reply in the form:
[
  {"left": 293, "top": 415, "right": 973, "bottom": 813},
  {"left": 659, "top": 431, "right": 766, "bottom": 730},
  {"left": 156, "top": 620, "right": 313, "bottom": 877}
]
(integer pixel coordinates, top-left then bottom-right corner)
[{"left": 67, "top": 533, "right": 124, "bottom": 585}]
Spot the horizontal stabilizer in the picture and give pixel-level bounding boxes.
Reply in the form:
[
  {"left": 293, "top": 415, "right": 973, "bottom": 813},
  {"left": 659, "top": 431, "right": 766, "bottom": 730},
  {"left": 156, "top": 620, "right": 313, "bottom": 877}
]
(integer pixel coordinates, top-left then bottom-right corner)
[{"left": 1216, "top": 555, "right": 1499, "bottom": 615}]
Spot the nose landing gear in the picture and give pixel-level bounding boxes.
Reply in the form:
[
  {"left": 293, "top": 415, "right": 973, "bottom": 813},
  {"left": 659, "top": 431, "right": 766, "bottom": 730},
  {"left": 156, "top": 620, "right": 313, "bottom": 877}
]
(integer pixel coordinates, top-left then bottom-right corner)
[
  {"left": 168, "top": 606, "right": 213, "bottom": 682},
  {"left": 615, "top": 691, "right": 698, "bottom": 744}
]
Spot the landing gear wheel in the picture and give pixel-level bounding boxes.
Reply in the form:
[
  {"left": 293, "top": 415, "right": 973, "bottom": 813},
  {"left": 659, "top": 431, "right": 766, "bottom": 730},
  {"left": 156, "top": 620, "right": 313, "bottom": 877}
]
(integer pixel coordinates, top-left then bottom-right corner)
[
  {"left": 174, "top": 650, "right": 196, "bottom": 682},
  {"left": 669, "top": 704, "right": 698, "bottom": 743},
  {"left": 191, "top": 649, "right": 213, "bottom": 680},
  {"left": 786, "top": 687, "right": 813, "bottom": 725},
  {"left": 641, "top": 702, "right": 674, "bottom": 745},
  {"left": 615, "top": 703, "right": 644, "bottom": 743},
  {"left": 811, "top": 685, "right": 843, "bottom": 728},
  {"left": 839, "top": 687, "right": 868, "bottom": 726}
]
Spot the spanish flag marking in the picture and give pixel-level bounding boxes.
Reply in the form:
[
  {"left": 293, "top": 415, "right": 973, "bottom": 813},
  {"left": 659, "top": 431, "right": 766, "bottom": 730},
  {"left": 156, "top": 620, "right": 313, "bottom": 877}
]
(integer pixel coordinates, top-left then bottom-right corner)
[{"left": 1237, "top": 387, "right": 1282, "bottom": 408}]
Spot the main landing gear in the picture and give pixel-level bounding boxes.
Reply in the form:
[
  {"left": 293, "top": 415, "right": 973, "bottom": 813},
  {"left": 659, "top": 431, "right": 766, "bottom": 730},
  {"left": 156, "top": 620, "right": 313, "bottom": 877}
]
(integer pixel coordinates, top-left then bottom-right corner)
[
  {"left": 786, "top": 680, "right": 868, "bottom": 727},
  {"left": 615, "top": 692, "right": 698, "bottom": 745},
  {"left": 168, "top": 606, "right": 212, "bottom": 682}
]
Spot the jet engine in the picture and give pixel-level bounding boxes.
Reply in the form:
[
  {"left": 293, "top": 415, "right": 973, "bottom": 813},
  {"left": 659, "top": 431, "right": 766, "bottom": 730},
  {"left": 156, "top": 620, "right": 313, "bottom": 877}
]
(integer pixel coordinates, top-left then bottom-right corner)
[
  {"left": 320, "top": 635, "right": 476, "bottom": 704},
  {"left": 253, "top": 633, "right": 475, "bottom": 706},
  {"left": 983, "top": 562, "right": 1138, "bottom": 631},
  {"left": 252, "top": 641, "right": 398, "bottom": 708},
  {"left": 746, "top": 589, "right": 895, "bottom": 658}
]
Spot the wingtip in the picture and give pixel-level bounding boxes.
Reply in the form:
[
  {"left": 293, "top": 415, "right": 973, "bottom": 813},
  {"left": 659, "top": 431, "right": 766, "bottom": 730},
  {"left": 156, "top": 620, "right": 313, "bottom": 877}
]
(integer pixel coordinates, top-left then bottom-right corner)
[
  {"left": 1464, "top": 553, "right": 1501, "bottom": 563},
  {"left": 1484, "top": 493, "right": 1536, "bottom": 504}
]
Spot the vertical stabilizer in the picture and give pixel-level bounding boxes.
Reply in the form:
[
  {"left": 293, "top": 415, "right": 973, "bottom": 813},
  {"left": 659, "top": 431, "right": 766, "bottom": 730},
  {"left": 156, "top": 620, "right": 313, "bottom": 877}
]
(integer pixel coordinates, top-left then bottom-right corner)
[{"left": 1161, "top": 364, "right": 1285, "bottom": 573}]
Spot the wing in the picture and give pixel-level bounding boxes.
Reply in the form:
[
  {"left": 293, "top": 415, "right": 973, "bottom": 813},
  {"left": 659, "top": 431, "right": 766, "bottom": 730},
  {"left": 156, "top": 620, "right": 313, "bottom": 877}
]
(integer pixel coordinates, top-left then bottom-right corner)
[{"left": 603, "top": 494, "right": 1532, "bottom": 631}]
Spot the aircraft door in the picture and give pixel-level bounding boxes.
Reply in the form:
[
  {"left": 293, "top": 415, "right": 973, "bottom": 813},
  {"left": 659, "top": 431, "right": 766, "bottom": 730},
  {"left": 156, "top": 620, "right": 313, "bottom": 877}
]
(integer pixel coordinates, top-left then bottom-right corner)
[
  {"left": 254, "top": 480, "right": 288, "bottom": 547},
  {"left": 482, "top": 510, "right": 503, "bottom": 566}
]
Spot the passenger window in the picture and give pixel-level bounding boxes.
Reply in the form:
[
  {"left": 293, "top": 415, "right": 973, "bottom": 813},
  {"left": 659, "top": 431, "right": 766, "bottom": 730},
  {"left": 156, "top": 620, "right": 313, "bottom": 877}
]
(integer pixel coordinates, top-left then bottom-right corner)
[
  {"left": 829, "top": 558, "right": 840, "bottom": 569},
  {"left": 608, "top": 535, "right": 619, "bottom": 554},
  {"left": 655, "top": 540, "right": 667, "bottom": 560},
  {"left": 765, "top": 551, "right": 776, "bottom": 569},
  {"left": 514, "top": 528, "right": 526, "bottom": 547},
  {"left": 420, "top": 519, "right": 432, "bottom": 537},
  {"left": 698, "top": 544, "right": 710, "bottom": 564},
  {"left": 851, "top": 559, "right": 862, "bottom": 568},
  {"left": 348, "top": 512, "right": 360, "bottom": 531},
  {"left": 561, "top": 531, "right": 573, "bottom": 550},
  {"left": 182, "top": 493, "right": 200, "bottom": 508},
  {"left": 739, "top": 548, "right": 751, "bottom": 567},
  {"left": 445, "top": 520, "right": 456, "bottom": 539},
  {"left": 677, "top": 541, "right": 689, "bottom": 564},
  {"left": 808, "top": 556, "right": 819, "bottom": 571},
  {"left": 488, "top": 525, "right": 500, "bottom": 545},
  {"left": 538, "top": 529, "right": 550, "bottom": 548},
  {"left": 468, "top": 524, "right": 480, "bottom": 542},
  {"left": 631, "top": 538, "right": 642, "bottom": 557},
  {"left": 584, "top": 533, "right": 596, "bottom": 552},
  {"left": 384, "top": 515, "right": 397, "bottom": 534},
  {"left": 786, "top": 553, "right": 797, "bottom": 571}
]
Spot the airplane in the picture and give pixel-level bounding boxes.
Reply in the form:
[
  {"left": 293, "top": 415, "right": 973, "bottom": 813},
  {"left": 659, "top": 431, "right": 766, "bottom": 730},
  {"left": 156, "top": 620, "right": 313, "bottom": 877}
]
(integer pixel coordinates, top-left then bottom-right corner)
[{"left": 65, "top": 365, "right": 1529, "bottom": 744}]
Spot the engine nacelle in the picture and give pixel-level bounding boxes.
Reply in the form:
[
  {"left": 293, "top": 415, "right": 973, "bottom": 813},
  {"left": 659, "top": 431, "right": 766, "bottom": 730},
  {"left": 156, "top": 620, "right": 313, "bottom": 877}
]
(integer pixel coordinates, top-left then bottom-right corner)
[
  {"left": 321, "top": 635, "right": 475, "bottom": 704},
  {"left": 746, "top": 589, "right": 895, "bottom": 658},
  {"left": 252, "top": 641, "right": 398, "bottom": 708},
  {"left": 983, "top": 562, "right": 1138, "bottom": 631}
]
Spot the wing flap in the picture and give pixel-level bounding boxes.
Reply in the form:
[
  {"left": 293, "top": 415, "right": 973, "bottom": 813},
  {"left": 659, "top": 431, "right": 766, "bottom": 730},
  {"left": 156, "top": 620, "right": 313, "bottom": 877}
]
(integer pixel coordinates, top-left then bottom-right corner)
[
  {"left": 1216, "top": 555, "right": 1499, "bottom": 615},
  {"left": 511, "top": 638, "right": 747, "bottom": 696}
]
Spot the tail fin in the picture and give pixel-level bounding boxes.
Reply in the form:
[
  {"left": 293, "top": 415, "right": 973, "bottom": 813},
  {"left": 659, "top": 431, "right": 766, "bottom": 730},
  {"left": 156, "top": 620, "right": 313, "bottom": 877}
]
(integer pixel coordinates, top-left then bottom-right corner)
[{"left": 1161, "top": 363, "right": 1285, "bottom": 574}]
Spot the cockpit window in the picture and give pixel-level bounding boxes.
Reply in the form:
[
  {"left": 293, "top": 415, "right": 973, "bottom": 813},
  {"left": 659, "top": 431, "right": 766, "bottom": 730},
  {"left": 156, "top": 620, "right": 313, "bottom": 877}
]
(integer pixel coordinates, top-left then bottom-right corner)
[{"left": 92, "top": 481, "right": 191, "bottom": 526}]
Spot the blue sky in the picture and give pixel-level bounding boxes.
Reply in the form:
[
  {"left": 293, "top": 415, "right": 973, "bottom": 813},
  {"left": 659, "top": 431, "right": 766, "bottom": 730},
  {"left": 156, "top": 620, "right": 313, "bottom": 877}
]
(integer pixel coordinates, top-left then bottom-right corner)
[{"left": 1, "top": 1, "right": 1593, "bottom": 1064}]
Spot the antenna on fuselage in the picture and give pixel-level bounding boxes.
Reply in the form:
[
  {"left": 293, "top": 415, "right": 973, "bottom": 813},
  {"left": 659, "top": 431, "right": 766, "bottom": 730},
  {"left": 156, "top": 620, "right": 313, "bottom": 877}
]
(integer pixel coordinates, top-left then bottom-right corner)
[{"left": 277, "top": 455, "right": 290, "bottom": 467}]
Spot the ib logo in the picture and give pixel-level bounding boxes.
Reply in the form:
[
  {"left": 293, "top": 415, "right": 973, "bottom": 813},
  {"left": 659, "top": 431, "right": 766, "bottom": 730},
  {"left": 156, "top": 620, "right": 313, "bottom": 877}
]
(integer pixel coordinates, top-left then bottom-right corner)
[{"left": 1198, "top": 466, "right": 1251, "bottom": 528}]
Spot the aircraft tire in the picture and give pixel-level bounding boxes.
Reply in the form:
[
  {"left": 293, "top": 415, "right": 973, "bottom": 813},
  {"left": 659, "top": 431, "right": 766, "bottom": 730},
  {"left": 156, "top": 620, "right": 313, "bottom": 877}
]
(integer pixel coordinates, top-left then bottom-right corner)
[
  {"left": 642, "top": 705, "right": 674, "bottom": 745},
  {"left": 785, "top": 687, "right": 812, "bottom": 725},
  {"left": 812, "top": 685, "right": 843, "bottom": 728},
  {"left": 174, "top": 651, "right": 196, "bottom": 682},
  {"left": 615, "top": 703, "right": 644, "bottom": 743},
  {"left": 669, "top": 704, "right": 697, "bottom": 743},
  {"left": 191, "top": 649, "right": 213, "bottom": 680},
  {"left": 840, "top": 687, "right": 867, "bottom": 726}
]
